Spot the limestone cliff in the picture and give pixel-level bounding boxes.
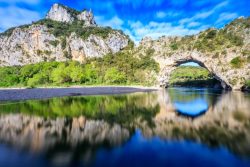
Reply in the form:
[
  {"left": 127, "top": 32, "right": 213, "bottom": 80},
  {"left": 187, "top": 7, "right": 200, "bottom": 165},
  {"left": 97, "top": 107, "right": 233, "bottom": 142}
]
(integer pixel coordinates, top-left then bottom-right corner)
[
  {"left": 46, "top": 3, "right": 96, "bottom": 26},
  {"left": 135, "top": 17, "right": 250, "bottom": 90},
  {"left": 0, "top": 4, "right": 129, "bottom": 66}
]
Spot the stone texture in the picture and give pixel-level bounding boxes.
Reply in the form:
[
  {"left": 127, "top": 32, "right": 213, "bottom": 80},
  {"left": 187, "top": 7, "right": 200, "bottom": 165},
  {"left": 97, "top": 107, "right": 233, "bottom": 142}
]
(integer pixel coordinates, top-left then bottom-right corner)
[{"left": 46, "top": 3, "right": 75, "bottom": 23}]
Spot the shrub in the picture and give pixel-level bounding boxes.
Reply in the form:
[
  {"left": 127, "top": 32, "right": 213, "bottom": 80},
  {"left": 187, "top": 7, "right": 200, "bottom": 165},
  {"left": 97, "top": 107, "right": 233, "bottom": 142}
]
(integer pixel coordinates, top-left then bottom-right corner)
[
  {"left": 170, "top": 43, "right": 178, "bottom": 50},
  {"left": 104, "top": 67, "right": 126, "bottom": 84},
  {"left": 230, "top": 56, "right": 244, "bottom": 68},
  {"left": 49, "top": 40, "right": 59, "bottom": 47},
  {"left": 27, "top": 73, "right": 47, "bottom": 87},
  {"left": 51, "top": 64, "right": 71, "bottom": 84},
  {"left": 146, "top": 48, "right": 155, "bottom": 56},
  {"left": 206, "top": 30, "right": 217, "bottom": 39}
]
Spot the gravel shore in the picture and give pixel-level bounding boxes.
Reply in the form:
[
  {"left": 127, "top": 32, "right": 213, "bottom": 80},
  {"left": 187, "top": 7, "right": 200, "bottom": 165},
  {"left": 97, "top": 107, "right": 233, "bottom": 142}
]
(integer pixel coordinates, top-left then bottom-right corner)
[{"left": 0, "top": 86, "right": 157, "bottom": 101}]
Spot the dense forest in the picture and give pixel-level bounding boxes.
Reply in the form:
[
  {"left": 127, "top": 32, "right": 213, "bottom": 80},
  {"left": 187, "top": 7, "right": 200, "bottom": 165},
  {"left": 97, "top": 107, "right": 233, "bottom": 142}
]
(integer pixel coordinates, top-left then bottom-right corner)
[{"left": 0, "top": 50, "right": 159, "bottom": 88}]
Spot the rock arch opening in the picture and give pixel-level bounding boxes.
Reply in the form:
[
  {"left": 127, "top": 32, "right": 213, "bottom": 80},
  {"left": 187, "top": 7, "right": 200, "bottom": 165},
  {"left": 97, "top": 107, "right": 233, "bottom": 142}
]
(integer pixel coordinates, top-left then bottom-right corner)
[{"left": 159, "top": 59, "right": 231, "bottom": 89}]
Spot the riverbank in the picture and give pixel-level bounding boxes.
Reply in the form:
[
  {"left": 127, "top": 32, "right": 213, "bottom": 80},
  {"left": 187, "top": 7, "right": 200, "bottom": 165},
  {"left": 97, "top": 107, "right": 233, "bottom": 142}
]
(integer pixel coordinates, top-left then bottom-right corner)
[{"left": 0, "top": 86, "right": 158, "bottom": 101}]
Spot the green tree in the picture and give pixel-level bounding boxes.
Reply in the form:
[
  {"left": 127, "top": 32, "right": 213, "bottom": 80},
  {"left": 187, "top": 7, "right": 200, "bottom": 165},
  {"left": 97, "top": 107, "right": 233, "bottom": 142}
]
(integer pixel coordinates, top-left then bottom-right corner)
[
  {"left": 83, "top": 64, "right": 98, "bottom": 83},
  {"left": 27, "top": 73, "right": 47, "bottom": 87},
  {"left": 51, "top": 63, "right": 71, "bottom": 84},
  {"left": 104, "top": 67, "right": 126, "bottom": 84},
  {"left": 69, "top": 65, "right": 85, "bottom": 83}
]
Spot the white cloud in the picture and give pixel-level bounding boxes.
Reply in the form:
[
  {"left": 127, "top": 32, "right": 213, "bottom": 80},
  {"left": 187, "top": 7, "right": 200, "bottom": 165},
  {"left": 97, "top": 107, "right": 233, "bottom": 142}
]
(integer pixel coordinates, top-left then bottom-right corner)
[
  {"left": 95, "top": 15, "right": 124, "bottom": 29},
  {"left": 216, "top": 12, "right": 238, "bottom": 25},
  {"left": 187, "top": 22, "right": 201, "bottom": 28},
  {"left": 155, "top": 10, "right": 182, "bottom": 19},
  {"left": 125, "top": 20, "right": 207, "bottom": 44},
  {"left": 179, "top": 1, "right": 229, "bottom": 26},
  {"left": 0, "top": 6, "right": 41, "bottom": 32},
  {"left": 156, "top": 11, "right": 167, "bottom": 19}
]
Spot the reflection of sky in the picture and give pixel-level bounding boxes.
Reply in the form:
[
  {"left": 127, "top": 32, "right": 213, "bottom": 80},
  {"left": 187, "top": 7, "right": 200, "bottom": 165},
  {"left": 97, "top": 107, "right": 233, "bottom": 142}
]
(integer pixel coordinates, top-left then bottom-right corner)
[
  {"left": 94, "top": 130, "right": 250, "bottom": 167},
  {"left": 174, "top": 98, "right": 209, "bottom": 117}
]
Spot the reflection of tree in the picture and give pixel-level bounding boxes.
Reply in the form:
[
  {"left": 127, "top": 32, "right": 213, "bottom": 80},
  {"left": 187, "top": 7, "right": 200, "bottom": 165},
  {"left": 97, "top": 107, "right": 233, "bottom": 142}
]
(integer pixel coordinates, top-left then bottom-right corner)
[
  {"left": 147, "top": 90, "right": 250, "bottom": 157},
  {"left": 0, "top": 93, "right": 160, "bottom": 128}
]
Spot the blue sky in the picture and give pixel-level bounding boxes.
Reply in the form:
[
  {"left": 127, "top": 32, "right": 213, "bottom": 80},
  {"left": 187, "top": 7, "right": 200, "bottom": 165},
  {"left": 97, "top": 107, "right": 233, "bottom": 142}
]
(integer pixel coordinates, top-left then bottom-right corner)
[{"left": 0, "top": 0, "right": 249, "bottom": 43}]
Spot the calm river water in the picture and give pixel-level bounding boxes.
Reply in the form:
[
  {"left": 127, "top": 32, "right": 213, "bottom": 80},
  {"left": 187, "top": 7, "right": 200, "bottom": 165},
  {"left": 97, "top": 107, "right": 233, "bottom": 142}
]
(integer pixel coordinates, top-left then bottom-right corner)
[{"left": 0, "top": 88, "right": 249, "bottom": 167}]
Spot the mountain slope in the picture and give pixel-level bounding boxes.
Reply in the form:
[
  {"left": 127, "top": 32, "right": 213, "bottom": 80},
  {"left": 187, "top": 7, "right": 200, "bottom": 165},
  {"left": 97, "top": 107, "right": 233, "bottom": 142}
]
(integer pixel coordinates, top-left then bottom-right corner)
[{"left": 0, "top": 3, "right": 129, "bottom": 66}]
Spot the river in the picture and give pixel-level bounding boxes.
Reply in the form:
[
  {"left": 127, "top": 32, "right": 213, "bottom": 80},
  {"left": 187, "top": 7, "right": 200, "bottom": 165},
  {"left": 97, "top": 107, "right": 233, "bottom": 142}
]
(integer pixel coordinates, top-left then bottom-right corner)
[{"left": 0, "top": 88, "right": 249, "bottom": 167}]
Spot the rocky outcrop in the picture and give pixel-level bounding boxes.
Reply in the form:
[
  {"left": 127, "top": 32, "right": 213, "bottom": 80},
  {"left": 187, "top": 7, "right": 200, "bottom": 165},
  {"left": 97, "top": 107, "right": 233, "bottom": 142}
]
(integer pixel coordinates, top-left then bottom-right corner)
[
  {"left": 46, "top": 3, "right": 96, "bottom": 26},
  {"left": 136, "top": 17, "right": 250, "bottom": 90},
  {"left": 0, "top": 4, "right": 129, "bottom": 66}
]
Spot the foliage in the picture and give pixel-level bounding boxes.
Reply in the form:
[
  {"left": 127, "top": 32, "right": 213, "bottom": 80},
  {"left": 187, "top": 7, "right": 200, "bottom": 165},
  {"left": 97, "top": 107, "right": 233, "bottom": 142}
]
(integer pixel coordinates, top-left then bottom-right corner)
[
  {"left": 170, "top": 42, "right": 178, "bottom": 50},
  {"left": 0, "top": 66, "right": 20, "bottom": 87},
  {"left": 51, "top": 63, "right": 71, "bottom": 84},
  {"left": 0, "top": 47, "right": 160, "bottom": 87},
  {"left": 245, "top": 80, "right": 250, "bottom": 87},
  {"left": 169, "top": 66, "right": 219, "bottom": 87},
  {"left": 194, "top": 28, "right": 244, "bottom": 52},
  {"left": 104, "top": 67, "right": 126, "bottom": 84},
  {"left": 230, "top": 56, "right": 245, "bottom": 68},
  {"left": 35, "top": 19, "right": 117, "bottom": 40},
  {"left": 49, "top": 40, "right": 59, "bottom": 47}
]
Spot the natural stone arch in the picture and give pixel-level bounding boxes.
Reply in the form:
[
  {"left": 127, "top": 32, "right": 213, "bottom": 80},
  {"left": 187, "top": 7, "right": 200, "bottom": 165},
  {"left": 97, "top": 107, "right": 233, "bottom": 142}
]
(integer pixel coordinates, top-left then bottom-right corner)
[{"left": 157, "top": 51, "right": 232, "bottom": 89}]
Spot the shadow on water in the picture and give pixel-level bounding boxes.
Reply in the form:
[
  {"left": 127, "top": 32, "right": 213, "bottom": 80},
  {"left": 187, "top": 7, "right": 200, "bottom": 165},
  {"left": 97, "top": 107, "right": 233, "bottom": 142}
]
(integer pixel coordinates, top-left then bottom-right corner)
[{"left": 0, "top": 88, "right": 249, "bottom": 167}]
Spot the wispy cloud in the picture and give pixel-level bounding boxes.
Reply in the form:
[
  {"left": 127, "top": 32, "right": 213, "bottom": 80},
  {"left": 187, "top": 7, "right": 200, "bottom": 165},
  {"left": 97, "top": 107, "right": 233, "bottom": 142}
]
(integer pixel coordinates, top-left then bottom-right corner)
[
  {"left": 0, "top": 5, "right": 41, "bottom": 32},
  {"left": 96, "top": 15, "right": 124, "bottom": 29},
  {"left": 125, "top": 20, "right": 207, "bottom": 43},
  {"left": 156, "top": 11, "right": 167, "bottom": 19},
  {"left": 216, "top": 12, "right": 239, "bottom": 25}
]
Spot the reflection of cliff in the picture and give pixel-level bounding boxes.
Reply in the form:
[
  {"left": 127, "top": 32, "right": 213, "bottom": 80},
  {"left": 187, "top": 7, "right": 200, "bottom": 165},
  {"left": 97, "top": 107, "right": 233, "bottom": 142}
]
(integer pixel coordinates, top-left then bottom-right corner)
[
  {"left": 0, "top": 115, "right": 129, "bottom": 152},
  {"left": 145, "top": 90, "right": 250, "bottom": 157}
]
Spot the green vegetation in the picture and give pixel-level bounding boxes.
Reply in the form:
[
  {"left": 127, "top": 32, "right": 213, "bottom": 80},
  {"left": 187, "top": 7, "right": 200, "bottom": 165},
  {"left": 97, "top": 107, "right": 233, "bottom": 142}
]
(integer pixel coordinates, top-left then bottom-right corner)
[
  {"left": 169, "top": 66, "right": 220, "bottom": 87},
  {"left": 170, "top": 42, "right": 178, "bottom": 50},
  {"left": 193, "top": 28, "right": 244, "bottom": 52},
  {"left": 0, "top": 18, "right": 123, "bottom": 40},
  {"left": 230, "top": 56, "right": 245, "bottom": 68},
  {"left": 0, "top": 48, "right": 159, "bottom": 88},
  {"left": 36, "top": 19, "right": 119, "bottom": 39},
  {"left": 245, "top": 80, "right": 250, "bottom": 87}
]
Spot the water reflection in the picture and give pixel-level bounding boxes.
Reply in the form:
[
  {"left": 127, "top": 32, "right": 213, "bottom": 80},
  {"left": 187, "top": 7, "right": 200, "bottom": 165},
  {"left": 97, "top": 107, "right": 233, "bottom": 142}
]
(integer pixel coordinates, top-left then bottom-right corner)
[{"left": 0, "top": 88, "right": 249, "bottom": 167}]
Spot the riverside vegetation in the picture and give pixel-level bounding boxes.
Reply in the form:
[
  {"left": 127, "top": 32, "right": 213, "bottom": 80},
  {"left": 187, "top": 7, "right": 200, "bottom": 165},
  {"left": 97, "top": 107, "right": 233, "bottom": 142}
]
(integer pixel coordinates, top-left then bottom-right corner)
[{"left": 0, "top": 46, "right": 160, "bottom": 87}]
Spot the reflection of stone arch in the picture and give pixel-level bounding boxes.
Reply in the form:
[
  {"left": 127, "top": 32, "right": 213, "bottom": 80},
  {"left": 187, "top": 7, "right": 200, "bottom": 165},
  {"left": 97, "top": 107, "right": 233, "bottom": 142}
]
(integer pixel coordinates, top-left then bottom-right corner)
[{"left": 158, "top": 51, "right": 231, "bottom": 89}]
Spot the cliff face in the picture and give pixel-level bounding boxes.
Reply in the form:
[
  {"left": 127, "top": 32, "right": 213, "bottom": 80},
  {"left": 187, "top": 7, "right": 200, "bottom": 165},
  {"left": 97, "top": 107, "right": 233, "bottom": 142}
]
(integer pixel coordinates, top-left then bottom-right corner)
[
  {"left": 135, "top": 17, "right": 250, "bottom": 90},
  {"left": 46, "top": 3, "right": 96, "bottom": 26},
  {"left": 0, "top": 4, "right": 129, "bottom": 66}
]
